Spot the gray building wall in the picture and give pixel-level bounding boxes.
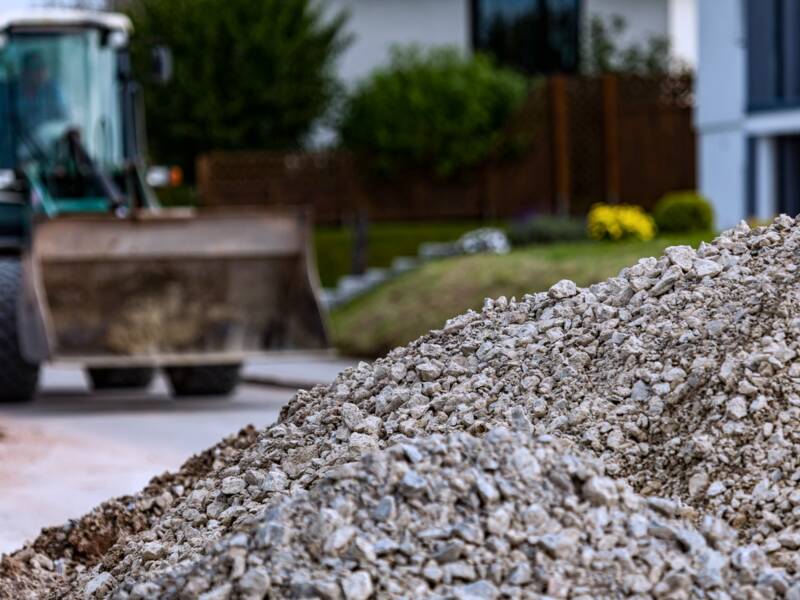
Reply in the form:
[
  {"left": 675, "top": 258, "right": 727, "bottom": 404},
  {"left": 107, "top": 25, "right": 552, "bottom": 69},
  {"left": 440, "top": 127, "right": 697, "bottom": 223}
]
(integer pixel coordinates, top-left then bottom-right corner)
[
  {"left": 326, "top": 0, "right": 470, "bottom": 85},
  {"left": 695, "top": 0, "right": 744, "bottom": 129},
  {"left": 695, "top": 0, "right": 747, "bottom": 230}
]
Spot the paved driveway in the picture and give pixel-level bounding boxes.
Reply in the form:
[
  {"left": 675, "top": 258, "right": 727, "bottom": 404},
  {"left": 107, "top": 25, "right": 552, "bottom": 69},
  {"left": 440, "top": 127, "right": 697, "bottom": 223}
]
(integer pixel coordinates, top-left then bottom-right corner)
[{"left": 0, "top": 356, "right": 354, "bottom": 554}]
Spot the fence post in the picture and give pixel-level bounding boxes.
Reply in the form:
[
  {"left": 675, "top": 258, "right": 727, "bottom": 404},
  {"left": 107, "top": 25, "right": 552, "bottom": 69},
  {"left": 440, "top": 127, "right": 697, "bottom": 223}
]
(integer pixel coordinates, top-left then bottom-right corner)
[
  {"left": 351, "top": 209, "right": 369, "bottom": 276},
  {"left": 549, "top": 75, "right": 571, "bottom": 216},
  {"left": 481, "top": 164, "right": 497, "bottom": 220},
  {"left": 349, "top": 159, "right": 370, "bottom": 275},
  {"left": 602, "top": 74, "right": 621, "bottom": 204},
  {"left": 195, "top": 154, "right": 210, "bottom": 206}
]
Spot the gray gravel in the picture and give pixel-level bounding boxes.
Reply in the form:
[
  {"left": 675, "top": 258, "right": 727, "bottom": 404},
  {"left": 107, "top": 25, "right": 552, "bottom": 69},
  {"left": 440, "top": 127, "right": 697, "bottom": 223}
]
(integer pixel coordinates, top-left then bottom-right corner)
[
  {"left": 9, "top": 215, "right": 800, "bottom": 598},
  {"left": 107, "top": 430, "right": 786, "bottom": 598}
]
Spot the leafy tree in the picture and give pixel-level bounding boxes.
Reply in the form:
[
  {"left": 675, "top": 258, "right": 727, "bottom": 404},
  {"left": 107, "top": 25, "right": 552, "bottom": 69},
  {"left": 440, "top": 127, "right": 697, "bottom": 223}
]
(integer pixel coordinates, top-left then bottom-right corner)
[
  {"left": 339, "top": 47, "right": 529, "bottom": 179},
  {"left": 126, "top": 0, "right": 349, "bottom": 176}
]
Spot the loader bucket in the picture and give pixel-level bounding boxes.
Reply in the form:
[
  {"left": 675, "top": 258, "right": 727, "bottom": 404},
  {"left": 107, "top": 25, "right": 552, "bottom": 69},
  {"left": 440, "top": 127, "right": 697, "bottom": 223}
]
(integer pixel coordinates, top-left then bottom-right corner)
[{"left": 23, "top": 208, "right": 329, "bottom": 367}]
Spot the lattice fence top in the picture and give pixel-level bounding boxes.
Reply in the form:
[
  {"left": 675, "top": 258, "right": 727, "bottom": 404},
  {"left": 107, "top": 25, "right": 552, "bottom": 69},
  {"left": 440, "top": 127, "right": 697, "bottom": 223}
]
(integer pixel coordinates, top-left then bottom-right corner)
[{"left": 197, "top": 74, "right": 695, "bottom": 224}]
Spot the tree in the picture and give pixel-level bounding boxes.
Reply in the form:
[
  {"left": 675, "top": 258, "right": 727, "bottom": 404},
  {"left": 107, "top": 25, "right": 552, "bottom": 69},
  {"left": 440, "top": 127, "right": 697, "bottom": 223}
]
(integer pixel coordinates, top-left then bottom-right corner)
[{"left": 126, "top": 0, "right": 349, "bottom": 177}]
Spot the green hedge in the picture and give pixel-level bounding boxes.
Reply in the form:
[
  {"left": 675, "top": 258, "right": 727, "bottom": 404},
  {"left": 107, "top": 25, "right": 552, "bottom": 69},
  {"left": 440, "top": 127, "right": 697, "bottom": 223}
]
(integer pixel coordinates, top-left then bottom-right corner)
[
  {"left": 508, "top": 215, "right": 587, "bottom": 246},
  {"left": 653, "top": 191, "right": 714, "bottom": 233},
  {"left": 338, "top": 47, "right": 529, "bottom": 179}
]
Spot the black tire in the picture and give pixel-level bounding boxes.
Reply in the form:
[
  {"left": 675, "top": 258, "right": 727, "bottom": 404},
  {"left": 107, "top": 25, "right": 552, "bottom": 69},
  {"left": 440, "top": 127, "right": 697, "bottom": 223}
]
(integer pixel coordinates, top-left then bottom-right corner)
[
  {"left": 0, "top": 259, "right": 39, "bottom": 403},
  {"left": 87, "top": 367, "right": 156, "bottom": 390},
  {"left": 165, "top": 364, "right": 241, "bottom": 397}
]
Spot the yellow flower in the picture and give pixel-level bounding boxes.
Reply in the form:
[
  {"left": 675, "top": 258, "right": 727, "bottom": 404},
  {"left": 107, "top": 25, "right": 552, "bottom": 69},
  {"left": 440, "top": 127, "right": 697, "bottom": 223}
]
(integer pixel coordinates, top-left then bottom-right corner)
[{"left": 587, "top": 203, "right": 657, "bottom": 242}]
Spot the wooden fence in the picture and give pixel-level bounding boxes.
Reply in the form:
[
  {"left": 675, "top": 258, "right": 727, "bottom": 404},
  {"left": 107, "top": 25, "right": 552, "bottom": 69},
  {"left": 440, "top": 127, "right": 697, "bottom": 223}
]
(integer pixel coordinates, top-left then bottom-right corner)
[{"left": 196, "top": 73, "right": 695, "bottom": 224}]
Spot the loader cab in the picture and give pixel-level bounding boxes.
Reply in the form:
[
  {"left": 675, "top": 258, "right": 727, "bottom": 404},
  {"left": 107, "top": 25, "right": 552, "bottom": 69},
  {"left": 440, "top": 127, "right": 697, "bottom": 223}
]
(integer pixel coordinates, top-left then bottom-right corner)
[{"left": 0, "top": 10, "right": 152, "bottom": 217}]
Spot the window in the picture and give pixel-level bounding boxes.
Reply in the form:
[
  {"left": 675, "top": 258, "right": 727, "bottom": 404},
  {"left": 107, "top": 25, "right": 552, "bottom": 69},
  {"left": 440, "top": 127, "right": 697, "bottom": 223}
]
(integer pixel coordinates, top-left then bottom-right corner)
[
  {"left": 778, "top": 136, "right": 800, "bottom": 216},
  {"left": 471, "top": 0, "right": 581, "bottom": 74},
  {"left": 0, "top": 30, "right": 124, "bottom": 169},
  {"left": 747, "top": 0, "right": 800, "bottom": 110}
]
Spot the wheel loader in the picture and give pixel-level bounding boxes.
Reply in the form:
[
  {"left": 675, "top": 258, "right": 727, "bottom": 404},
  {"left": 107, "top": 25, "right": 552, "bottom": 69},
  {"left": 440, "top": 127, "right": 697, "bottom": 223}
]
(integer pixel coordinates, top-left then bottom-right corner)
[{"left": 0, "top": 9, "right": 328, "bottom": 402}]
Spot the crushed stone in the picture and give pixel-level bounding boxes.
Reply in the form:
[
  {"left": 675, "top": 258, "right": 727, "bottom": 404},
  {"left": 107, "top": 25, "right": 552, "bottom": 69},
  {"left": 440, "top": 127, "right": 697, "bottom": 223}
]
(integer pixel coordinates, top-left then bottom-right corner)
[
  {"left": 3, "top": 216, "right": 800, "bottom": 598},
  {"left": 100, "top": 431, "right": 798, "bottom": 599}
]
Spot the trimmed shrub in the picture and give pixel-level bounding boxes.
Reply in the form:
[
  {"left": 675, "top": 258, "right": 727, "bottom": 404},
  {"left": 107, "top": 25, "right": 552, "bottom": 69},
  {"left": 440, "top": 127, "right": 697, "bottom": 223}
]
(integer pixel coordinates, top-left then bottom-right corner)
[
  {"left": 339, "top": 47, "right": 529, "bottom": 179},
  {"left": 508, "top": 215, "right": 587, "bottom": 246},
  {"left": 653, "top": 191, "right": 714, "bottom": 233},
  {"left": 587, "top": 203, "right": 656, "bottom": 241}
]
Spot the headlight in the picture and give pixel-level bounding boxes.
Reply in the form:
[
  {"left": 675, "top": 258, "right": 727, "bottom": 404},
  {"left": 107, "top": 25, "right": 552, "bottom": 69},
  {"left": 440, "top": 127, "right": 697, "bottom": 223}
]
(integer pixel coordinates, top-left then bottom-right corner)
[{"left": 0, "top": 170, "right": 15, "bottom": 190}]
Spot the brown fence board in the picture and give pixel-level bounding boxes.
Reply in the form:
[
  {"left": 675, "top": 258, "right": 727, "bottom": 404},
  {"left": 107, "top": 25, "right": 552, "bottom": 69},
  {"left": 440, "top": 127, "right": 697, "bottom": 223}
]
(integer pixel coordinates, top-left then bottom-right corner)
[{"left": 197, "top": 74, "right": 695, "bottom": 224}]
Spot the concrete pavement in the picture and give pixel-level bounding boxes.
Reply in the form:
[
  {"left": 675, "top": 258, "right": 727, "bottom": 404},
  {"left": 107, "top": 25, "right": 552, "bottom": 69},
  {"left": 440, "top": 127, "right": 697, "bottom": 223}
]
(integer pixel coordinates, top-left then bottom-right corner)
[
  {"left": 242, "top": 354, "right": 358, "bottom": 388},
  {"left": 0, "top": 357, "right": 355, "bottom": 554}
]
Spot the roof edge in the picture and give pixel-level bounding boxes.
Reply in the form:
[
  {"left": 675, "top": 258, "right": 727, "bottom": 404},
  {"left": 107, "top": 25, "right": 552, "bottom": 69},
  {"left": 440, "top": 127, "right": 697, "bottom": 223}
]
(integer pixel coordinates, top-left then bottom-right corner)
[{"left": 0, "top": 9, "right": 133, "bottom": 33}]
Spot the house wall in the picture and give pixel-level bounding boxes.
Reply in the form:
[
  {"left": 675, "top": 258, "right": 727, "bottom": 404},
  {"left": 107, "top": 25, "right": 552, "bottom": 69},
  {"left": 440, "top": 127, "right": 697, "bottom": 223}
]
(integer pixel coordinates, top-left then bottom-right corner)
[
  {"left": 696, "top": 0, "right": 746, "bottom": 229},
  {"left": 329, "top": 0, "right": 690, "bottom": 87},
  {"left": 669, "top": 0, "right": 697, "bottom": 67},
  {"left": 326, "top": 0, "right": 470, "bottom": 85}
]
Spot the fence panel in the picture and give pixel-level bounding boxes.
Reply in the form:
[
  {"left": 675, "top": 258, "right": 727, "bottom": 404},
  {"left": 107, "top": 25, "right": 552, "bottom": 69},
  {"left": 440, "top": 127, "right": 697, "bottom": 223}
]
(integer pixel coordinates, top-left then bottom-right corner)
[
  {"left": 197, "top": 152, "right": 358, "bottom": 223},
  {"left": 615, "top": 75, "right": 696, "bottom": 210},
  {"left": 563, "top": 76, "right": 606, "bottom": 215},
  {"left": 196, "top": 74, "right": 696, "bottom": 223}
]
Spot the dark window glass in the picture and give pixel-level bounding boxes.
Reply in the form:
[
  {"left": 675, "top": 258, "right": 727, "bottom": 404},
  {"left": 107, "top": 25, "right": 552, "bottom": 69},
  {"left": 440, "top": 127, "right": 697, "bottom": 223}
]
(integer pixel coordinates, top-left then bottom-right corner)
[
  {"left": 471, "top": 0, "right": 581, "bottom": 74},
  {"left": 782, "top": 0, "right": 800, "bottom": 102},
  {"left": 746, "top": 137, "right": 756, "bottom": 218},
  {"left": 778, "top": 136, "right": 800, "bottom": 216},
  {"left": 747, "top": 0, "right": 800, "bottom": 110}
]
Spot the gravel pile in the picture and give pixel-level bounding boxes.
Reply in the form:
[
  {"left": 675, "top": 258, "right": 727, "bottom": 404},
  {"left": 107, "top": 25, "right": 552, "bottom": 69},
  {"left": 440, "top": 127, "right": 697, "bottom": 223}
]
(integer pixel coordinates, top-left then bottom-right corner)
[
  {"left": 100, "top": 430, "right": 796, "bottom": 599},
  {"left": 4, "top": 215, "right": 800, "bottom": 598}
]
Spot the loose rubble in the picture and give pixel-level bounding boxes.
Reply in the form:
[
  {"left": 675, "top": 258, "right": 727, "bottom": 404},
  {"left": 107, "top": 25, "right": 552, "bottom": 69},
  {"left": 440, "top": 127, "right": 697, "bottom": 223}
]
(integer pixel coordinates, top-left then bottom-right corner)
[
  {"left": 101, "top": 431, "right": 799, "bottom": 598},
  {"left": 3, "top": 215, "right": 800, "bottom": 598}
]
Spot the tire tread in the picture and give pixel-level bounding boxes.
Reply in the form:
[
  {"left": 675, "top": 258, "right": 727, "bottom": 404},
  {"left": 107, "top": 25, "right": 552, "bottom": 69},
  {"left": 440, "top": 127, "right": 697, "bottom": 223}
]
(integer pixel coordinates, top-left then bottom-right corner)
[
  {"left": 88, "top": 368, "right": 155, "bottom": 390},
  {"left": 166, "top": 364, "right": 241, "bottom": 397},
  {"left": 0, "top": 259, "right": 39, "bottom": 402}
]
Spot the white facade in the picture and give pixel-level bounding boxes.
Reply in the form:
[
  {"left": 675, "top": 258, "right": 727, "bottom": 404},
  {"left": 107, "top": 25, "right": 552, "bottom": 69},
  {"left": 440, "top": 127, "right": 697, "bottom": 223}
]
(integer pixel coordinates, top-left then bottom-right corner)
[
  {"left": 696, "top": 0, "right": 800, "bottom": 228},
  {"left": 328, "top": 0, "right": 697, "bottom": 86},
  {"left": 695, "top": 0, "right": 746, "bottom": 229},
  {"left": 326, "top": 0, "right": 470, "bottom": 85},
  {"left": 669, "top": 0, "right": 698, "bottom": 67}
]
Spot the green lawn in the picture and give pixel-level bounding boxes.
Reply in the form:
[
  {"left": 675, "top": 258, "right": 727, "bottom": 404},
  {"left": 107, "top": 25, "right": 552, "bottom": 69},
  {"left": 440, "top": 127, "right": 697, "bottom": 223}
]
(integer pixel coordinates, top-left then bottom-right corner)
[
  {"left": 330, "top": 232, "right": 714, "bottom": 358},
  {"left": 314, "top": 221, "right": 501, "bottom": 287}
]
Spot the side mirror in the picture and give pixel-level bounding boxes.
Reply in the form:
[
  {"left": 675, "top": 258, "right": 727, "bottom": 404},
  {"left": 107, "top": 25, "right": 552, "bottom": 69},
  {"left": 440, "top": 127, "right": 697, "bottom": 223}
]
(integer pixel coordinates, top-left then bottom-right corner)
[{"left": 151, "top": 46, "right": 173, "bottom": 84}]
